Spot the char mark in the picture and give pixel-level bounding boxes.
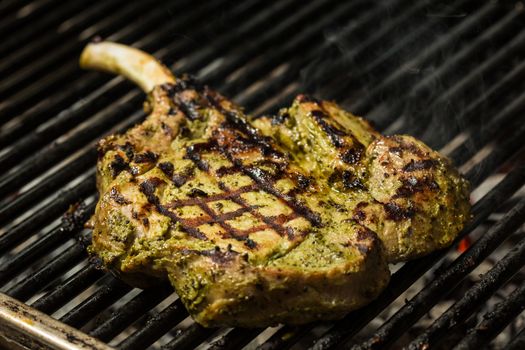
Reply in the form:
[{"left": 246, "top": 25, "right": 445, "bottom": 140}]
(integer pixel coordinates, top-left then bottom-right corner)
[
  {"left": 117, "top": 142, "right": 135, "bottom": 160},
  {"left": 181, "top": 245, "right": 238, "bottom": 264},
  {"left": 394, "top": 176, "right": 440, "bottom": 198},
  {"left": 139, "top": 177, "right": 207, "bottom": 240},
  {"left": 133, "top": 151, "right": 159, "bottom": 163},
  {"left": 403, "top": 159, "right": 437, "bottom": 172},
  {"left": 196, "top": 202, "right": 258, "bottom": 249},
  {"left": 341, "top": 146, "right": 364, "bottom": 164},
  {"left": 185, "top": 143, "right": 213, "bottom": 172},
  {"left": 158, "top": 162, "right": 174, "bottom": 177},
  {"left": 158, "top": 162, "right": 194, "bottom": 187},
  {"left": 383, "top": 202, "right": 415, "bottom": 221},
  {"left": 390, "top": 136, "right": 426, "bottom": 157},
  {"left": 110, "top": 155, "right": 130, "bottom": 178},
  {"left": 109, "top": 187, "right": 131, "bottom": 205},
  {"left": 310, "top": 110, "right": 347, "bottom": 148},
  {"left": 243, "top": 166, "right": 322, "bottom": 227}
]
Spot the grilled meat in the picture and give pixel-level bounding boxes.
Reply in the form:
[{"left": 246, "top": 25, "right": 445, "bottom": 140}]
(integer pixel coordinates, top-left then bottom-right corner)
[{"left": 80, "top": 42, "right": 470, "bottom": 327}]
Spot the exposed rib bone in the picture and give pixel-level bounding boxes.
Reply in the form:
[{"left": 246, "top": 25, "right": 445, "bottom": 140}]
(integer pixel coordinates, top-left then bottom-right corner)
[{"left": 80, "top": 41, "right": 175, "bottom": 93}]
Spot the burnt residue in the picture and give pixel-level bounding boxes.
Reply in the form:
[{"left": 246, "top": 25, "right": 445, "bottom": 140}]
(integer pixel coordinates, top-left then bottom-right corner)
[
  {"left": 182, "top": 245, "right": 239, "bottom": 264},
  {"left": 139, "top": 177, "right": 207, "bottom": 240},
  {"left": 185, "top": 143, "right": 213, "bottom": 172},
  {"left": 118, "top": 142, "right": 135, "bottom": 160},
  {"left": 109, "top": 187, "right": 131, "bottom": 205},
  {"left": 110, "top": 154, "right": 130, "bottom": 178},
  {"left": 341, "top": 145, "right": 364, "bottom": 164},
  {"left": 395, "top": 176, "right": 439, "bottom": 198},
  {"left": 383, "top": 202, "right": 415, "bottom": 221},
  {"left": 310, "top": 109, "right": 347, "bottom": 148},
  {"left": 296, "top": 173, "right": 312, "bottom": 190},
  {"left": 342, "top": 171, "right": 366, "bottom": 190},
  {"left": 133, "top": 150, "right": 159, "bottom": 163},
  {"left": 158, "top": 161, "right": 174, "bottom": 178},
  {"left": 390, "top": 136, "right": 425, "bottom": 157},
  {"left": 216, "top": 165, "right": 239, "bottom": 177},
  {"left": 403, "top": 159, "right": 437, "bottom": 172},
  {"left": 188, "top": 188, "right": 208, "bottom": 198},
  {"left": 177, "top": 98, "right": 202, "bottom": 121}
]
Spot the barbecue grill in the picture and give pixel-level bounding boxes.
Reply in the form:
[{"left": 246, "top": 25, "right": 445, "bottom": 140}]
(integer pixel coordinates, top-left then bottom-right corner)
[{"left": 1, "top": 0, "right": 524, "bottom": 349}]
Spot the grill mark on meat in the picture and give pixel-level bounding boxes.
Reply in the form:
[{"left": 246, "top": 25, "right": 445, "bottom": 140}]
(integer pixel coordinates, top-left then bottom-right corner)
[
  {"left": 394, "top": 176, "right": 440, "bottom": 198},
  {"left": 158, "top": 162, "right": 174, "bottom": 177},
  {"left": 185, "top": 143, "right": 212, "bottom": 172},
  {"left": 187, "top": 91, "right": 323, "bottom": 227},
  {"left": 139, "top": 177, "right": 207, "bottom": 240},
  {"left": 310, "top": 110, "right": 346, "bottom": 148},
  {"left": 110, "top": 155, "right": 130, "bottom": 178},
  {"left": 389, "top": 136, "right": 426, "bottom": 157},
  {"left": 203, "top": 89, "right": 281, "bottom": 158},
  {"left": 133, "top": 150, "right": 159, "bottom": 163},
  {"left": 215, "top": 165, "right": 239, "bottom": 177},
  {"left": 180, "top": 246, "right": 238, "bottom": 264},
  {"left": 166, "top": 184, "right": 257, "bottom": 208},
  {"left": 383, "top": 202, "right": 415, "bottom": 221},
  {"left": 341, "top": 146, "right": 364, "bottom": 165},
  {"left": 196, "top": 202, "right": 258, "bottom": 248},
  {"left": 217, "top": 182, "right": 298, "bottom": 241},
  {"left": 154, "top": 84, "right": 323, "bottom": 244},
  {"left": 241, "top": 165, "right": 322, "bottom": 227},
  {"left": 109, "top": 187, "right": 130, "bottom": 205},
  {"left": 117, "top": 142, "right": 135, "bottom": 161},
  {"left": 158, "top": 162, "right": 195, "bottom": 187},
  {"left": 403, "top": 159, "right": 437, "bottom": 172}
]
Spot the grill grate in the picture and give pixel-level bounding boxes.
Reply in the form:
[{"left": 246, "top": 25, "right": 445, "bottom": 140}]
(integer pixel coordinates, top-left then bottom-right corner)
[{"left": 1, "top": 0, "right": 525, "bottom": 349}]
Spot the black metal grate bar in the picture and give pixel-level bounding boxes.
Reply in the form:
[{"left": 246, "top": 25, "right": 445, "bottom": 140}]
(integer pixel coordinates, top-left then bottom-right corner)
[
  {"left": 31, "top": 264, "right": 104, "bottom": 314},
  {"left": 0, "top": 0, "right": 67, "bottom": 54},
  {"left": 59, "top": 275, "right": 131, "bottom": 329},
  {"left": 0, "top": 0, "right": 126, "bottom": 77},
  {"left": 207, "top": 328, "right": 265, "bottom": 350},
  {"left": 116, "top": 299, "right": 187, "bottom": 350},
  {"left": 409, "top": 236, "right": 525, "bottom": 350},
  {"left": 0, "top": 173, "right": 96, "bottom": 254},
  {"left": 161, "top": 323, "right": 216, "bottom": 350},
  {"left": 507, "top": 327, "right": 525, "bottom": 350},
  {"left": 89, "top": 285, "right": 174, "bottom": 342},
  {"left": 6, "top": 243, "right": 87, "bottom": 301},
  {"left": 0, "top": 201, "right": 95, "bottom": 285},
  {"left": 351, "top": 3, "right": 517, "bottom": 116}
]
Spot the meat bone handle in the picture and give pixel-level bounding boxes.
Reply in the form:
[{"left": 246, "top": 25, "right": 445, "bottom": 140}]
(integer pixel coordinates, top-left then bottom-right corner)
[{"left": 80, "top": 41, "right": 175, "bottom": 93}]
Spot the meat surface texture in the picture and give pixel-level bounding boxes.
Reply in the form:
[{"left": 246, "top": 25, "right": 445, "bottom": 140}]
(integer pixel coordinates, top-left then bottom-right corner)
[{"left": 81, "top": 42, "right": 470, "bottom": 328}]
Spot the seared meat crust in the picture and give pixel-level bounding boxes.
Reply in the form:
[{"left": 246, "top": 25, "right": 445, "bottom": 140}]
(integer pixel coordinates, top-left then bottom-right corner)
[
  {"left": 253, "top": 97, "right": 470, "bottom": 262},
  {"left": 92, "top": 78, "right": 390, "bottom": 327},
  {"left": 83, "top": 42, "right": 469, "bottom": 328}
]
